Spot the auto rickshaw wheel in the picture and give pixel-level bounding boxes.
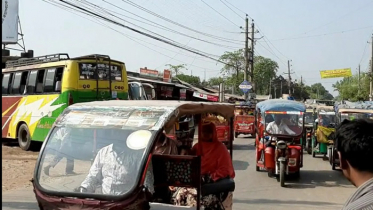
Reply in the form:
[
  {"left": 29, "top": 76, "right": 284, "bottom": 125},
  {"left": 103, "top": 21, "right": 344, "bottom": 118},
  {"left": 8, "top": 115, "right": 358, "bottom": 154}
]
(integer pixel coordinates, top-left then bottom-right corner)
[
  {"left": 306, "top": 139, "right": 312, "bottom": 155},
  {"left": 17, "top": 123, "right": 33, "bottom": 151},
  {"left": 252, "top": 133, "right": 256, "bottom": 138},
  {"left": 280, "top": 162, "right": 285, "bottom": 187},
  {"left": 234, "top": 132, "right": 238, "bottom": 138}
]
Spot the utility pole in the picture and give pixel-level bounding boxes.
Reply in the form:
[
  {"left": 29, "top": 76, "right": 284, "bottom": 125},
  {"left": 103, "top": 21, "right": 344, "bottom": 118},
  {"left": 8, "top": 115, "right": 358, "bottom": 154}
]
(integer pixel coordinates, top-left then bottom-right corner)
[
  {"left": 287, "top": 60, "right": 292, "bottom": 95},
  {"left": 250, "top": 20, "right": 255, "bottom": 93},
  {"left": 357, "top": 64, "right": 361, "bottom": 94},
  {"left": 244, "top": 15, "right": 249, "bottom": 100},
  {"left": 370, "top": 34, "right": 373, "bottom": 101},
  {"left": 300, "top": 76, "right": 303, "bottom": 99}
]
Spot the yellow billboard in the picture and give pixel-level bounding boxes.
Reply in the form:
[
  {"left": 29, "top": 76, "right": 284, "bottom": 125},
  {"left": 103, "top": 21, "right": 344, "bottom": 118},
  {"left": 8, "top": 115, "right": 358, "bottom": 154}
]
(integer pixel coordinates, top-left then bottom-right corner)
[{"left": 319, "top": 68, "right": 352, "bottom": 79}]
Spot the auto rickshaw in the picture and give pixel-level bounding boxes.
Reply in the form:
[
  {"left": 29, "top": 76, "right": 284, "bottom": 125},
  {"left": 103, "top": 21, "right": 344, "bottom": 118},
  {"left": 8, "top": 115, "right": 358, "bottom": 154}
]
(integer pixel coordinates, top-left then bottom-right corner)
[
  {"left": 311, "top": 105, "right": 336, "bottom": 159},
  {"left": 233, "top": 101, "right": 256, "bottom": 138},
  {"left": 330, "top": 101, "right": 373, "bottom": 170},
  {"left": 301, "top": 106, "right": 316, "bottom": 154},
  {"left": 254, "top": 99, "right": 306, "bottom": 187},
  {"left": 32, "top": 100, "right": 236, "bottom": 210}
]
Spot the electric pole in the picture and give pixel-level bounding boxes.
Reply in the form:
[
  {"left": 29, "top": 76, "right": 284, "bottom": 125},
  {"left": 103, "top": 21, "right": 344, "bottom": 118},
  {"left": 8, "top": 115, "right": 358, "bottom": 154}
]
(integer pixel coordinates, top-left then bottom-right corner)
[
  {"left": 250, "top": 21, "right": 255, "bottom": 93},
  {"left": 287, "top": 60, "right": 292, "bottom": 95},
  {"left": 369, "top": 34, "right": 373, "bottom": 101},
  {"left": 357, "top": 64, "right": 361, "bottom": 94},
  {"left": 300, "top": 76, "right": 303, "bottom": 99},
  {"left": 244, "top": 15, "right": 249, "bottom": 100}
]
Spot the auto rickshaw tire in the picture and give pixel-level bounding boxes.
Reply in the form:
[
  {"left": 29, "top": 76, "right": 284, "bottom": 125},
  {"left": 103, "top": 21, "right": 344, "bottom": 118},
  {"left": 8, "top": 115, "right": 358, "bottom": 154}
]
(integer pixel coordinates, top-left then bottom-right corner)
[
  {"left": 234, "top": 132, "right": 238, "bottom": 138},
  {"left": 268, "top": 171, "right": 274, "bottom": 177},
  {"left": 307, "top": 139, "right": 312, "bottom": 155},
  {"left": 17, "top": 123, "right": 33, "bottom": 151},
  {"left": 280, "top": 162, "right": 285, "bottom": 187},
  {"left": 252, "top": 133, "right": 256, "bottom": 138}
]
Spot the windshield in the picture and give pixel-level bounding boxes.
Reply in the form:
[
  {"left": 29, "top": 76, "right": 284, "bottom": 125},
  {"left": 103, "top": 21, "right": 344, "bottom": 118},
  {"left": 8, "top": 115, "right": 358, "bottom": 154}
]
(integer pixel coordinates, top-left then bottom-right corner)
[
  {"left": 319, "top": 114, "right": 336, "bottom": 127},
  {"left": 303, "top": 112, "right": 314, "bottom": 124},
  {"left": 36, "top": 107, "right": 168, "bottom": 197},
  {"left": 129, "top": 83, "right": 147, "bottom": 100},
  {"left": 264, "top": 111, "right": 304, "bottom": 136},
  {"left": 340, "top": 112, "right": 372, "bottom": 121}
]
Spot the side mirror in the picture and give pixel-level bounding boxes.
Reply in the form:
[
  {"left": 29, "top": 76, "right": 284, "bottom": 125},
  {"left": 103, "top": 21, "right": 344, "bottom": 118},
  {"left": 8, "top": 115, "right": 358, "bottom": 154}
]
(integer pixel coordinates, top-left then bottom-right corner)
[{"left": 151, "top": 89, "right": 156, "bottom": 99}]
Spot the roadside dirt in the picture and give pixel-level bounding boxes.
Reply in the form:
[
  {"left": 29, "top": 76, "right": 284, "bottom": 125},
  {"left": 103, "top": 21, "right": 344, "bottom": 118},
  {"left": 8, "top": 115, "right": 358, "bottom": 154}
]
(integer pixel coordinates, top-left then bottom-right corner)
[{"left": 2, "top": 140, "right": 40, "bottom": 192}]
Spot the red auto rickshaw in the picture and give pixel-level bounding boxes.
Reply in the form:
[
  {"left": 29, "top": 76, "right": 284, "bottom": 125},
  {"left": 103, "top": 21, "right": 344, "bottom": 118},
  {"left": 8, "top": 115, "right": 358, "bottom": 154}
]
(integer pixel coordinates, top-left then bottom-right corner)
[
  {"left": 202, "top": 114, "right": 231, "bottom": 148},
  {"left": 255, "top": 99, "right": 306, "bottom": 187},
  {"left": 234, "top": 101, "right": 256, "bottom": 138}
]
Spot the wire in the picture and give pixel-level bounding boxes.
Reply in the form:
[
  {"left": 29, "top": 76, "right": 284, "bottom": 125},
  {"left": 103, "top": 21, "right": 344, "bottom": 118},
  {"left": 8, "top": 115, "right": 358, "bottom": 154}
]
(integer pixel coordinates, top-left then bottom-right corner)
[
  {"left": 54, "top": 0, "right": 233, "bottom": 65},
  {"left": 118, "top": 0, "right": 243, "bottom": 44},
  {"left": 200, "top": 0, "right": 240, "bottom": 27},
  {"left": 45, "top": 0, "right": 223, "bottom": 72},
  {"left": 96, "top": 1, "right": 241, "bottom": 50},
  {"left": 219, "top": 0, "right": 244, "bottom": 20}
]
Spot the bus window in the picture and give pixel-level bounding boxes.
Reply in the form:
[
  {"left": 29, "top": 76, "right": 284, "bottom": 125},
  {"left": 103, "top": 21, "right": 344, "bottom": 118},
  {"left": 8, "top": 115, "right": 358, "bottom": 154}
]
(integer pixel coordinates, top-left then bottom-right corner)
[
  {"left": 19, "top": 71, "right": 29, "bottom": 95},
  {"left": 110, "top": 65, "right": 122, "bottom": 81},
  {"left": 36, "top": 70, "right": 46, "bottom": 93},
  {"left": 54, "top": 67, "right": 64, "bottom": 92},
  {"left": 2, "top": 73, "right": 11, "bottom": 94},
  {"left": 11, "top": 73, "right": 22, "bottom": 94},
  {"left": 26, "top": 70, "right": 38, "bottom": 94},
  {"left": 44, "top": 68, "right": 56, "bottom": 93}
]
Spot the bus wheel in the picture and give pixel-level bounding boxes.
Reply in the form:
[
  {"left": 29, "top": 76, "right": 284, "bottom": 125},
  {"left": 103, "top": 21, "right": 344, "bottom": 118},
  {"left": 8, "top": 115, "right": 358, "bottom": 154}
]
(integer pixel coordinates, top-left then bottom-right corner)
[{"left": 18, "top": 124, "right": 32, "bottom": 151}]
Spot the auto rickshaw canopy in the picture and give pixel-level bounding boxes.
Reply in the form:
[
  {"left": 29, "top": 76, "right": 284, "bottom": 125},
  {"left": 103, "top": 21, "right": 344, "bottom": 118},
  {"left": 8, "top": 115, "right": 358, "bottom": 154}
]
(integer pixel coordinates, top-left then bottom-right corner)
[{"left": 256, "top": 99, "right": 306, "bottom": 114}]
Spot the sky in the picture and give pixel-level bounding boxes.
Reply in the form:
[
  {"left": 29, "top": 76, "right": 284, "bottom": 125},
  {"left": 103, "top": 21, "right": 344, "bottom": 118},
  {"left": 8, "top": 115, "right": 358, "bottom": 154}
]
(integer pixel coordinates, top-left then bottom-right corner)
[{"left": 10, "top": 0, "right": 373, "bottom": 96}]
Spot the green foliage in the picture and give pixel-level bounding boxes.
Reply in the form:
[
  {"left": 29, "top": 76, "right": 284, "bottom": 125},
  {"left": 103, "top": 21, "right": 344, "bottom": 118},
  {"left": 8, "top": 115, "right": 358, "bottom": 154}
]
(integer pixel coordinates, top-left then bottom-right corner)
[
  {"left": 218, "top": 49, "right": 245, "bottom": 78},
  {"left": 176, "top": 74, "right": 201, "bottom": 87},
  {"left": 166, "top": 64, "right": 187, "bottom": 76},
  {"left": 333, "top": 73, "right": 370, "bottom": 101},
  {"left": 253, "top": 56, "right": 278, "bottom": 94}
]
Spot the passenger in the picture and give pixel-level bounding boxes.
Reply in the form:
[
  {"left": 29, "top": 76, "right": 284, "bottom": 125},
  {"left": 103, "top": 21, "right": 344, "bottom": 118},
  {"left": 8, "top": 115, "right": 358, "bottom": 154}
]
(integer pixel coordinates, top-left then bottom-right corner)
[
  {"left": 43, "top": 127, "right": 75, "bottom": 176},
  {"left": 77, "top": 129, "right": 154, "bottom": 196},
  {"left": 171, "top": 122, "right": 235, "bottom": 210},
  {"left": 266, "top": 114, "right": 295, "bottom": 135},
  {"left": 336, "top": 119, "right": 373, "bottom": 210}
]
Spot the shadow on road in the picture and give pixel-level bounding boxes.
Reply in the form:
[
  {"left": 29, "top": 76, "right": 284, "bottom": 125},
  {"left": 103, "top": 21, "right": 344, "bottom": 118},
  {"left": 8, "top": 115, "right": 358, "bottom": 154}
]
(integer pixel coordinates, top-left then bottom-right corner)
[
  {"left": 2, "top": 202, "right": 38, "bottom": 210},
  {"left": 285, "top": 170, "right": 352, "bottom": 189},
  {"left": 233, "top": 144, "right": 255, "bottom": 151},
  {"left": 233, "top": 160, "right": 249, "bottom": 170},
  {"left": 233, "top": 198, "right": 339, "bottom": 206}
]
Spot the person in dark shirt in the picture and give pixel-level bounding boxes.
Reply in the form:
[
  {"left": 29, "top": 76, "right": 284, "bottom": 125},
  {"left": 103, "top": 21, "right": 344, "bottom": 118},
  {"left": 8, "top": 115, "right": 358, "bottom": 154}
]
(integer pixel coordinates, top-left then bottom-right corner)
[{"left": 335, "top": 119, "right": 373, "bottom": 210}]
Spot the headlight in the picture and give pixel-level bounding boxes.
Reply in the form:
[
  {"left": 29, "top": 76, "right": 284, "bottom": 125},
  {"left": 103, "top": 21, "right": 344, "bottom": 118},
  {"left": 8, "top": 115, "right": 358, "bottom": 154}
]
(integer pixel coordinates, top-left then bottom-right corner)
[
  {"left": 277, "top": 140, "right": 287, "bottom": 149},
  {"left": 127, "top": 130, "right": 152, "bottom": 150}
]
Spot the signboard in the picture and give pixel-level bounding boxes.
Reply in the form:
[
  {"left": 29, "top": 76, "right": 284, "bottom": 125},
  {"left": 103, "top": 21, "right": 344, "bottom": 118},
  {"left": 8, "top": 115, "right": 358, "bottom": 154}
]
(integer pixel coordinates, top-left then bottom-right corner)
[
  {"left": 2, "top": 0, "right": 19, "bottom": 44},
  {"left": 320, "top": 68, "right": 352, "bottom": 79},
  {"left": 180, "top": 89, "right": 186, "bottom": 100},
  {"left": 163, "top": 69, "right": 171, "bottom": 82},
  {"left": 239, "top": 80, "right": 252, "bottom": 93},
  {"left": 193, "top": 92, "right": 219, "bottom": 102},
  {"left": 140, "top": 68, "right": 158, "bottom": 78}
]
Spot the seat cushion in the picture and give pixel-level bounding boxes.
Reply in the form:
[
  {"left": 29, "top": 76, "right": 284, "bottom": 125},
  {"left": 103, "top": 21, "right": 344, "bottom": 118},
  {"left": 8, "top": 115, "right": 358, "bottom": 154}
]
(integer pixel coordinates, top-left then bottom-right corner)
[{"left": 201, "top": 178, "right": 235, "bottom": 196}]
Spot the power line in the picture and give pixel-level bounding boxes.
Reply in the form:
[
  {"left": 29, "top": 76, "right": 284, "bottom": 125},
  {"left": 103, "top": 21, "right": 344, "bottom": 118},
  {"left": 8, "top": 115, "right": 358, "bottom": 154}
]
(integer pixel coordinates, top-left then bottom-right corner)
[
  {"left": 219, "top": 0, "right": 244, "bottom": 20},
  {"left": 200, "top": 0, "right": 240, "bottom": 28},
  {"left": 50, "top": 0, "right": 230, "bottom": 70},
  {"left": 117, "top": 0, "right": 243, "bottom": 44}
]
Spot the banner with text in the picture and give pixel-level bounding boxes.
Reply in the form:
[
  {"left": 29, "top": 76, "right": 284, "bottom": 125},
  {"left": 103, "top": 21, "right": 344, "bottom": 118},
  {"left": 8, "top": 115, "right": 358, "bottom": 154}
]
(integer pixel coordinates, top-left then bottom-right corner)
[{"left": 319, "top": 68, "right": 352, "bottom": 79}]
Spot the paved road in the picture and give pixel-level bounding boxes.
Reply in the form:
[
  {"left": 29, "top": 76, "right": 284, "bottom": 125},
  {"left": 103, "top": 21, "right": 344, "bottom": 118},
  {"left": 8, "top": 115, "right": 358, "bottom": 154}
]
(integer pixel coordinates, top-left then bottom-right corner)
[{"left": 2, "top": 137, "right": 354, "bottom": 210}]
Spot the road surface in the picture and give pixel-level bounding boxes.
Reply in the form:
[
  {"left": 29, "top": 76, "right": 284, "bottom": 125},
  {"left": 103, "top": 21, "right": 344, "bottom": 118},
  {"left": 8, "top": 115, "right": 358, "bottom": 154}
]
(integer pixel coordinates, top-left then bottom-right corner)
[{"left": 2, "top": 137, "right": 354, "bottom": 210}]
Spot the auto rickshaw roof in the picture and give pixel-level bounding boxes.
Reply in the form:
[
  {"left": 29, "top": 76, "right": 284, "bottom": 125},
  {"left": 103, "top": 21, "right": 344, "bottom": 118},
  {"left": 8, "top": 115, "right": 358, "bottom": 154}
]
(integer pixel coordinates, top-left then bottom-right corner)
[
  {"left": 335, "top": 101, "right": 373, "bottom": 113},
  {"left": 337, "top": 109, "right": 373, "bottom": 114},
  {"left": 68, "top": 100, "right": 235, "bottom": 130},
  {"left": 315, "top": 105, "right": 334, "bottom": 112},
  {"left": 256, "top": 99, "right": 306, "bottom": 113}
]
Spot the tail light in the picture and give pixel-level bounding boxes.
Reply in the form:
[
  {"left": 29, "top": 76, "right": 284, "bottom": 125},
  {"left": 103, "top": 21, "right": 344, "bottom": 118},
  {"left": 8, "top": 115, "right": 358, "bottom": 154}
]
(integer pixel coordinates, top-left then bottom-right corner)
[
  {"left": 307, "top": 133, "right": 311, "bottom": 137},
  {"left": 68, "top": 92, "right": 74, "bottom": 106}
]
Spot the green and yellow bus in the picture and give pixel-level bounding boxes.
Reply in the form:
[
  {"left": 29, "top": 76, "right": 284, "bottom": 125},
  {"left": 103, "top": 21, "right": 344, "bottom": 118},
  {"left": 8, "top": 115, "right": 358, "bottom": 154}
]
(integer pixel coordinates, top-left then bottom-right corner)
[{"left": 1, "top": 53, "right": 133, "bottom": 150}]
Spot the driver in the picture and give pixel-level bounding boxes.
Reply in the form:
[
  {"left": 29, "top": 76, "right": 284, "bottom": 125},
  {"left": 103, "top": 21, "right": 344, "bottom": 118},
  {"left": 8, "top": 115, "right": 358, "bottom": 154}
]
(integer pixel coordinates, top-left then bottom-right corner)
[
  {"left": 78, "top": 129, "right": 154, "bottom": 195},
  {"left": 266, "top": 114, "right": 296, "bottom": 136}
]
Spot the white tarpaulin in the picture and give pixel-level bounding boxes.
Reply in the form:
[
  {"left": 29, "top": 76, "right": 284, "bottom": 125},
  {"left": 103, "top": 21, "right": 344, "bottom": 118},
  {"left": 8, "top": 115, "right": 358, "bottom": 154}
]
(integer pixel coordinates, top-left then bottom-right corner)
[{"left": 2, "top": 0, "right": 19, "bottom": 44}]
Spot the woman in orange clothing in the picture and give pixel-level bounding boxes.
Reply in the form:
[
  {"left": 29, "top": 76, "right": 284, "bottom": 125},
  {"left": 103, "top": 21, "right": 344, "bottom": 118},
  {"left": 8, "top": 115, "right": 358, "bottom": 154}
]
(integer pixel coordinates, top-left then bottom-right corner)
[{"left": 171, "top": 122, "right": 235, "bottom": 210}]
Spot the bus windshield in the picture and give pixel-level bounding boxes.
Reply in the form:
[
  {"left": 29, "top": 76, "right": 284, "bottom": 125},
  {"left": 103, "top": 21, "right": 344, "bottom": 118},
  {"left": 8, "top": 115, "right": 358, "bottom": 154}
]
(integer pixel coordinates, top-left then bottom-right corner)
[{"left": 265, "top": 112, "right": 303, "bottom": 136}]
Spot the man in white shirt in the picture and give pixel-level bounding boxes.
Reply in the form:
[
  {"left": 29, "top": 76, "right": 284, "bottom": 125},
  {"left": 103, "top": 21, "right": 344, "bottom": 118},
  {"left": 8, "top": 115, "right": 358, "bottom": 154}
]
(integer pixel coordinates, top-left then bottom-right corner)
[
  {"left": 266, "top": 115, "right": 296, "bottom": 136},
  {"left": 78, "top": 136, "right": 154, "bottom": 195}
]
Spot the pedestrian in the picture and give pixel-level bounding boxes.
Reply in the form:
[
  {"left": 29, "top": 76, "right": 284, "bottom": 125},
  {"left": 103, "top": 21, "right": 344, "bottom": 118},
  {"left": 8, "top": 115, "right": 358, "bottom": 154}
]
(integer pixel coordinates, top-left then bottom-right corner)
[
  {"left": 335, "top": 119, "right": 373, "bottom": 210},
  {"left": 44, "top": 127, "right": 75, "bottom": 176}
]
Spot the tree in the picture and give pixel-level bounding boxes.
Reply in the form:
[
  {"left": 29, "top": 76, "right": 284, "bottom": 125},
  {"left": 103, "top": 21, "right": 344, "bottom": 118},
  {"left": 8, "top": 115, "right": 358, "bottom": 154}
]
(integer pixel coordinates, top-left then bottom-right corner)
[
  {"left": 208, "top": 77, "right": 225, "bottom": 86},
  {"left": 253, "top": 56, "right": 278, "bottom": 95},
  {"left": 176, "top": 74, "right": 201, "bottom": 87},
  {"left": 166, "top": 64, "right": 187, "bottom": 76},
  {"left": 218, "top": 49, "right": 244, "bottom": 79},
  {"left": 305, "top": 83, "right": 334, "bottom": 100},
  {"left": 333, "top": 74, "right": 370, "bottom": 101}
]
